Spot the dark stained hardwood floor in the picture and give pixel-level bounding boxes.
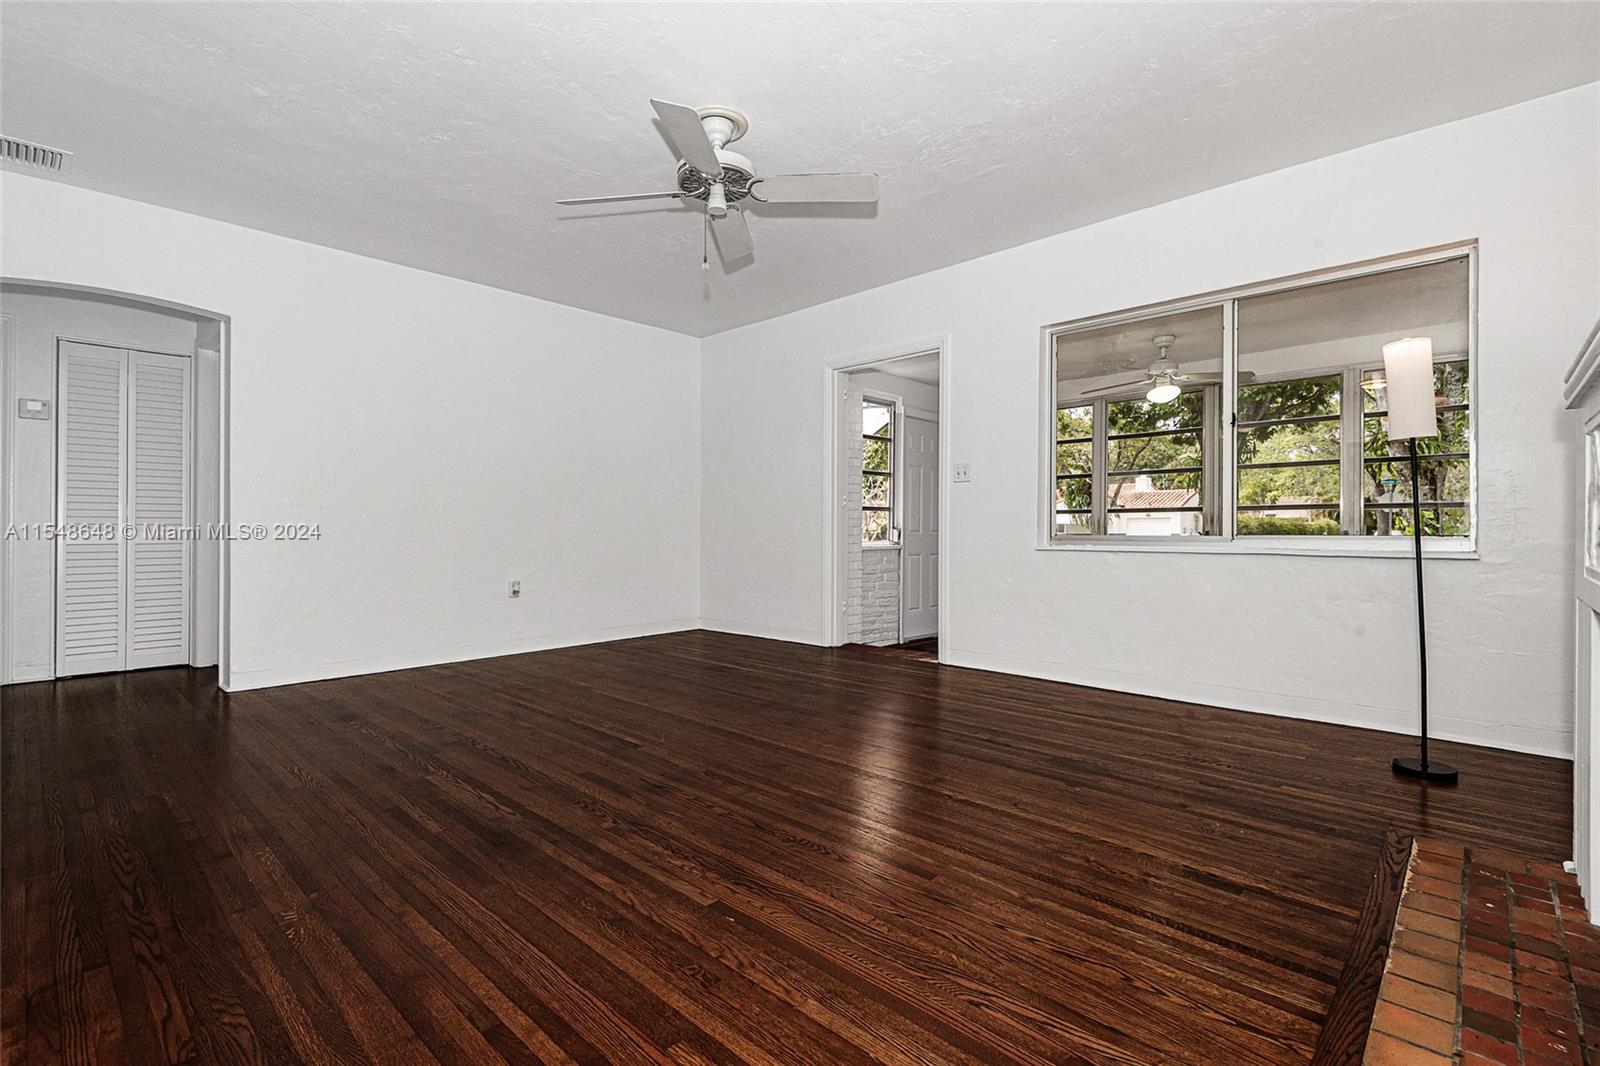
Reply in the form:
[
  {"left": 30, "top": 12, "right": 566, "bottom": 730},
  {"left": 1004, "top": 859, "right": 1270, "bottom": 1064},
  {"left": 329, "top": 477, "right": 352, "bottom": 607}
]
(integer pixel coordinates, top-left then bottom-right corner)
[{"left": 1, "top": 630, "right": 1572, "bottom": 1065}]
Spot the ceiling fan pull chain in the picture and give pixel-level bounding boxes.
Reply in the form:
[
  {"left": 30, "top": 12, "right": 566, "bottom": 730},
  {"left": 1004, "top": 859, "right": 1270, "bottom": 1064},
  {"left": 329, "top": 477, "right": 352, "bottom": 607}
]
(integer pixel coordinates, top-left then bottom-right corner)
[{"left": 702, "top": 212, "right": 710, "bottom": 272}]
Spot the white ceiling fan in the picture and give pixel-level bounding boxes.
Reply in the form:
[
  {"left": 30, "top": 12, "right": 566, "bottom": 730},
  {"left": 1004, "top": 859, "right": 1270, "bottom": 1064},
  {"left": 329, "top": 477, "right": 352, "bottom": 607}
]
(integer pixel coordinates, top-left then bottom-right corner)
[
  {"left": 1077, "top": 335, "right": 1254, "bottom": 403},
  {"left": 557, "top": 99, "right": 878, "bottom": 270}
]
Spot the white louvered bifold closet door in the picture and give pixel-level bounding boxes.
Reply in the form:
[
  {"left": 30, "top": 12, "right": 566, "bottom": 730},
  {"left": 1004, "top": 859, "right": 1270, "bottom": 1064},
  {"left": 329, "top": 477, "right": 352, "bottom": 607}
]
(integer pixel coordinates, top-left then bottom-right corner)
[
  {"left": 55, "top": 343, "right": 191, "bottom": 677},
  {"left": 56, "top": 342, "right": 128, "bottom": 676},
  {"left": 125, "top": 350, "right": 191, "bottom": 669}
]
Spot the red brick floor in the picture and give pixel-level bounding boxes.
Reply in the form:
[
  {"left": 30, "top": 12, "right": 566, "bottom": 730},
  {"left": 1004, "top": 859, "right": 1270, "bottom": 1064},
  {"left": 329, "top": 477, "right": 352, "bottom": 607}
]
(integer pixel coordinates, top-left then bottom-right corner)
[{"left": 1363, "top": 838, "right": 1599, "bottom": 1064}]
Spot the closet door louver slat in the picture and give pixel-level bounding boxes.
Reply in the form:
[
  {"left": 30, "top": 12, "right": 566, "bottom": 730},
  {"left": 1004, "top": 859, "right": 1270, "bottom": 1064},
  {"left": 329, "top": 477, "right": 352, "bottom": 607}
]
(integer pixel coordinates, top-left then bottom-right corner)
[
  {"left": 55, "top": 343, "right": 127, "bottom": 676},
  {"left": 126, "top": 351, "right": 191, "bottom": 669}
]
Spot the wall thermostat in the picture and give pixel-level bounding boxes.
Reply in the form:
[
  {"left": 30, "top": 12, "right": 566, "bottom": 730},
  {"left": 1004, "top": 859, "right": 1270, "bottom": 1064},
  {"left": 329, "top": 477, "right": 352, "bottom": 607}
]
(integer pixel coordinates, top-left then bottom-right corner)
[{"left": 17, "top": 398, "right": 50, "bottom": 420}]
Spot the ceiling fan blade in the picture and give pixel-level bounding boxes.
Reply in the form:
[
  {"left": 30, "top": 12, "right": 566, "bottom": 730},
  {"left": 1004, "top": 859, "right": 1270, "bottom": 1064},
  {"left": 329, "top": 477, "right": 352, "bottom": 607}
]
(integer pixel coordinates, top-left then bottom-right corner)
[
  {"left": 1075, "top": 375, "right": 1151, "bottom": 396},
  {"left": 651, "top": 98, "right": 722, "bottom": 177},
  {"left": 556, "top": 191, "right": 684, "bottom": 205},
  {"left": 1181, "top": 370, "right": 1257, "bottom": 383},
  {"left": 710, "top": 208, "right": 754, "bottom": 263},
  {"left": 748, "top": 173, "right": 878, "bottom": 204}
]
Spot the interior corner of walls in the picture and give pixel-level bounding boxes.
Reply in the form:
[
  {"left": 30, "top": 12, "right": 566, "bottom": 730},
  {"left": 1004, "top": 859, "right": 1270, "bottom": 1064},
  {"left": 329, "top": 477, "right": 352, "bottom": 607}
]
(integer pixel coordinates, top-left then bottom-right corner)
[{"left": 696, "top": 618, "right": 825, "bottom": 647}]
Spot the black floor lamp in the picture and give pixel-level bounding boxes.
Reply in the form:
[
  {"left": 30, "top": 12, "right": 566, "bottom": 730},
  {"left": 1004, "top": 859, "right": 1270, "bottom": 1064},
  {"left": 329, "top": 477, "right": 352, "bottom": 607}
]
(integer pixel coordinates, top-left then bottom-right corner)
[{"left": 1382, "top": 336, "right": 1458, "bottom": 783}]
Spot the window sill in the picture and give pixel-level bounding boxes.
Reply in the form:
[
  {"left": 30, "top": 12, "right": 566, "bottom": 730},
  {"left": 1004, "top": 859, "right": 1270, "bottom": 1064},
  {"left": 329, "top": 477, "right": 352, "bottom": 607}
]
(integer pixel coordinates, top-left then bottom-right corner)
[
  {"left": 1036, "top": 536, "right": 1478, "bottom": 560},
  {"left": 862, "top": 542, "right": 902, "bottom": 551}
]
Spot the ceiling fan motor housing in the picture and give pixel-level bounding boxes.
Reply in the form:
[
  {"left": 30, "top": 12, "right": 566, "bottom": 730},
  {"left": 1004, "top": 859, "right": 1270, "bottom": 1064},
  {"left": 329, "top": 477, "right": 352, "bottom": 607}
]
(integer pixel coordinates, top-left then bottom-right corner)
[{"left": 677, "top": 148, "right": 756, "bottom": 205}]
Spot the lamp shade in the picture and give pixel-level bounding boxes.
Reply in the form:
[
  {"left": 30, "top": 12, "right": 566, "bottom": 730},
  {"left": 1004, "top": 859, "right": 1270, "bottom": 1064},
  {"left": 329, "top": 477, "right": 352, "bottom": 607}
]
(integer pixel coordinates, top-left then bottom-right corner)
[{"left": 1381, "top": 336, "right": 1439, "bottom": 440}]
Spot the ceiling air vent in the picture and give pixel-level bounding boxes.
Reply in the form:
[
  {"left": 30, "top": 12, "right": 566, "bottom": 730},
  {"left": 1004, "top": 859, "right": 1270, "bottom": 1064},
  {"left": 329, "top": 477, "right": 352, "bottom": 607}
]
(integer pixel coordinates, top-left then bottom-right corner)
[{"left": 0, "top": 136, "right": 72, "bottom": 175}]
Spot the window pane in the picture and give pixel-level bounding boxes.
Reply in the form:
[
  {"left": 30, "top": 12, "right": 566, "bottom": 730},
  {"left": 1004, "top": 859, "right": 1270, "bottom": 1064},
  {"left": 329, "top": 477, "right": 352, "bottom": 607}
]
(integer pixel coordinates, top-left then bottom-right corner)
[
  {"left": 1107, "top": 392, "right": 1204, "bottom": 435},
  {"left": 1239, "top": 462, "right": 1340, "bottom": 506},
  {"left": 862, "top": 509, "right": 890, "bottom": 543},
  {"left": 1436, "top": 360, "right": 1469, "bottom": 407},
  {"left": 1054, "top": 511, "right": 1091, "bottom": 535},
  {"left": 1057, "top": 404, "right": 1092, "bottom": 441},
  {"left": 1237, "top": 418, "right": 1341, "bottom": 466},
  {"left": 1237, "top": 375, "right": 1340, "bottom": 424},
  {"left": 1238, "top": 255, "right": 1470, "bottom": 538},
  {"left": 862, "top": 402, "right": 892, "bottom": 437},
  {"left": 1054, "top": 305, "right": 1222, "bottom": 538},
  {"left": 1104, "top": 396, "right": 1207, "bottom": 536},
  {"left": 1364, "top": 505, "right": 1470, "bottom": 537},
  {"left": 1107, "top": 511, "right": 1205, "bottom": 536},
  {"left": 1237, "top": 511, "right": 1340, "bottom": 536},
  {"left": 1056, "top": 441, "right": 1092, "bottom": 475},
  {"left": 1107, "top": 471, "right": 1200, "bottom": 506},
  {"left": 1364, "top": 407, "right": 1470, "bottom": 455},
  {"left": 1055, "top": 475, "right": 1091, "bottom": 510},
  {"left": 1106, "top": 470, "right": 1205, "bottom": 536},
  {"left": 1363, "top": 457, "right": 1469, "bottom": 504},
  {"left": 1235, "top": 378, "right": 1341, "bottom": 535},
  {"left": 862, "top": 437, "right": 890, "bottom": 472},
  {"left": 1109, "top": 429, "right": 1201, "bottom": 474},
  {"left": 862, "top": 397, "right": 895, "bottom": 544}
]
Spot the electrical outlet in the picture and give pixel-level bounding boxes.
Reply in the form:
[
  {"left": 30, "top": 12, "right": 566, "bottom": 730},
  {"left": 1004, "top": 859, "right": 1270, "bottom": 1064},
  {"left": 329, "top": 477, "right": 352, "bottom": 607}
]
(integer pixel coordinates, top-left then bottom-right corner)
[
  {"left": 953, "top": 462, "right": 972, "bottom": 483},
  {"left": 508, "top": 581, "right": 521, "bottom": 599}
]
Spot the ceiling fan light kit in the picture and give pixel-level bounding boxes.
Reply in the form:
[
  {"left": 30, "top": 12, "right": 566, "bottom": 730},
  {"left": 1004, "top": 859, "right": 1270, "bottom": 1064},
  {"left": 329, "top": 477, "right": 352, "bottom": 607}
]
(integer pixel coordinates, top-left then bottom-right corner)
[{"left": 557, "top": 99, "right": 879, "bottom": 269}]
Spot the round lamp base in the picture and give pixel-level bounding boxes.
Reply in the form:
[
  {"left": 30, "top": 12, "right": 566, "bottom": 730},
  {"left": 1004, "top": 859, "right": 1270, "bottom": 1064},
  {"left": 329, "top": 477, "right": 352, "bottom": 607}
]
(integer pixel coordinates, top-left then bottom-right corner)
[{"left": 1392, "top": 756, "right": 1459, "bottom": 783}]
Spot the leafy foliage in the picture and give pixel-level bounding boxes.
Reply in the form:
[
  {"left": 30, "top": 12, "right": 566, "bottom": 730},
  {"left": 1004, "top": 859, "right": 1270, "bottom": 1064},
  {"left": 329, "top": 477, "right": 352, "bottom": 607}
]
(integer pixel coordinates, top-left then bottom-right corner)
[
  {"left": 1237, "top": 514, "right": 1339, "bottom": 536},
  {"left": 1236, "top": 375, "right": 1342, "bottom": 533},
  {"left": 1361, "top": 362, "right": 1471, "bottom": 536}
]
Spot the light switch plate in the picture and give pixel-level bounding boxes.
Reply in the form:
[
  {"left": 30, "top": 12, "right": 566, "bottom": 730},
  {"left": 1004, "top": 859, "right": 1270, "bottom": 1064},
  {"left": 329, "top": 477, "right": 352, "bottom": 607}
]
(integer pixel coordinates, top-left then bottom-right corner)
[
  {"left": 17, "top": 398, "right": 50, "bottom": 420},
  {"left": 953, "top": 462, "right": 972, "bottom": 483}
]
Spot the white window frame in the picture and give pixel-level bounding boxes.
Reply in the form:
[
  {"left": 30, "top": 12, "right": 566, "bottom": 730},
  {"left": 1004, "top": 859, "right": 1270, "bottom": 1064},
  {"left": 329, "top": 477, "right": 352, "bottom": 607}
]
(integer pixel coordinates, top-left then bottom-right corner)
[
  {"left": 861, "top": 392, "right": 902, "bottom": 549},
  {"left": 1038, "top": 242, "right": 1479, "bottom": 558}
]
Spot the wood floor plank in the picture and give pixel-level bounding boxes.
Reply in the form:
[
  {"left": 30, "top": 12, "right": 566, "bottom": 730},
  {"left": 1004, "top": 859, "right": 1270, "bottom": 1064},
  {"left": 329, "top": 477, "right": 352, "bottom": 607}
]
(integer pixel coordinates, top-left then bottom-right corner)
[{"left": 1, "top": 631, "right": 1572, "bottom": 1064}]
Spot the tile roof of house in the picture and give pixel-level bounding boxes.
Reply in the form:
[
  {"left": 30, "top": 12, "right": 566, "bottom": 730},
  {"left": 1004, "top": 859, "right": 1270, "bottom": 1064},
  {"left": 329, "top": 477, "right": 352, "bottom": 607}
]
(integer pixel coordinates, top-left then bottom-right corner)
[{"left": 1108, "top": 488, "right": 1199, "bottom": 509}]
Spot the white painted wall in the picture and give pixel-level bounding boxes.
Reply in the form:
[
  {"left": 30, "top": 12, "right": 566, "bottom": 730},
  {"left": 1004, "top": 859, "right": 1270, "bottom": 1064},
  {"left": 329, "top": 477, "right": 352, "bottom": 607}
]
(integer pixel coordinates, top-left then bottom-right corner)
[
  {"left": 1, "top": 287, "right": 203, "bottom": 682},
  {"left": 0, "top": 173, "right": 702, "bottom": 690},
  {"left": 701, "top": 85, "right": 1600, "bottom": 756}
]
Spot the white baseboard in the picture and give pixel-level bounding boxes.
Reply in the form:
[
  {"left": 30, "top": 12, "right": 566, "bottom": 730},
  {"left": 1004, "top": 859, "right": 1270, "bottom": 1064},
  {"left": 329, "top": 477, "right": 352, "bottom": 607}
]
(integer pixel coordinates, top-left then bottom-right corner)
[
  {"left": 940, "top": 646, "right": 1573, "bottom": 761},
  {"left": 695, "top": 617, "right": 825, "bottom": 647},
  {"left": 2, "top": 663, "right": 53, "bottom": 685},
  {"left": 35, "top": 618, "right": 1575, "bottom": 762},
  {"left": 225, "top": 617, "right": 701, "bottom": 692}
]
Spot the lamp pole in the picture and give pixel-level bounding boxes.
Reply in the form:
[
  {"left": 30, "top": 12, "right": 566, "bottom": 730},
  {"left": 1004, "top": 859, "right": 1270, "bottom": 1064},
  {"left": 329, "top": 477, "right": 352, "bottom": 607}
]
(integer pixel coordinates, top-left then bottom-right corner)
[{"left": 1388, "top": 371, "right": 1457, "bottom": 782}]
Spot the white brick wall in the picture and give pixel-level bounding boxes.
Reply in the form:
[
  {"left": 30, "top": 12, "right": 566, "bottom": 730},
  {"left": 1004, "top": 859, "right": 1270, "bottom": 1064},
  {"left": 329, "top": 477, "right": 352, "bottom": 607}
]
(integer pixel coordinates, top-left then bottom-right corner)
[
  {"left": 857, "top": 547, "right": 900, "bottom": 644},
  {"left": 844, "top": 380, "right": 900, "bottom": 645}
]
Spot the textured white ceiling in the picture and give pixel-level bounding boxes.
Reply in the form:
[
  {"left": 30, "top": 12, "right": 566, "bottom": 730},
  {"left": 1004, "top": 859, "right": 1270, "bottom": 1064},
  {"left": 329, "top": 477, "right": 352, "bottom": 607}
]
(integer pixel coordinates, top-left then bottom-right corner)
[
  {"left": 868, "top": 352, "right": 942, "bottom": 386},
  {"left": 2, "top": 2, "right": 1595, "bottom": 337}
]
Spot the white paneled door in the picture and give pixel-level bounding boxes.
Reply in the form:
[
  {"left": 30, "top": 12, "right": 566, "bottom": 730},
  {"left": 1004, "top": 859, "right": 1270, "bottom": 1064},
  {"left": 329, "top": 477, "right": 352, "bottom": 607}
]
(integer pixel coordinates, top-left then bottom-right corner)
[
  {"left": 900, "top": 415, "right": 938, "bottom": 640},
  {"left": 55, "top": 342, "right": 191, "bottom": 677}
]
